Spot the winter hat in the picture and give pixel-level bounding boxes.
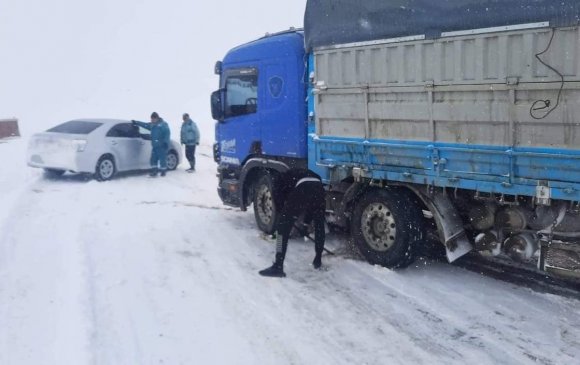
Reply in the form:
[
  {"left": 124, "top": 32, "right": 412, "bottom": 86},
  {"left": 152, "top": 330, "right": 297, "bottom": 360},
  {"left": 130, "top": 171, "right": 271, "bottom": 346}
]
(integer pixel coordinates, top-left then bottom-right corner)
[{"left": 151, "top": 112, "right": 160, "bottom": 119}]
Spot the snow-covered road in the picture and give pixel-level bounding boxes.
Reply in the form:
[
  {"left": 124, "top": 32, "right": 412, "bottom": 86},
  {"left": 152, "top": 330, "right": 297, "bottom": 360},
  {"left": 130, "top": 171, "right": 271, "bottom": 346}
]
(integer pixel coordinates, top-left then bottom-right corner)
[{"left": 1, "top": 138, "right": 579, "bottom": 365}]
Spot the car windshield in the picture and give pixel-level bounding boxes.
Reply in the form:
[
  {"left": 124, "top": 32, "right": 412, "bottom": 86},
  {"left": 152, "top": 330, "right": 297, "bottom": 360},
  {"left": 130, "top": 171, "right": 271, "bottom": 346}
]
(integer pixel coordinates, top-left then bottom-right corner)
[{"left": 47, "top": 121, "right": 103, "bottom": 135}]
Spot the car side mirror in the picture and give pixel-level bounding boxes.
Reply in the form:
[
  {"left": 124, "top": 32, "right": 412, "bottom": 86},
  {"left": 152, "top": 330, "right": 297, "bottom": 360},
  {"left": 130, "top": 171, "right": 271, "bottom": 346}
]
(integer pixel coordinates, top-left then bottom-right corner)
[{"left": 211, "top": 89, "right": 226, "bottom": 121}]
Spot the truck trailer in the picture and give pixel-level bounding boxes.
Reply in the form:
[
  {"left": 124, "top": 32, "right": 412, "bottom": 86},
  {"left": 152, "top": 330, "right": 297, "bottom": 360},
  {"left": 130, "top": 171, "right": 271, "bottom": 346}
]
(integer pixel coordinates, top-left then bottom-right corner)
[{"left": 212, "top": 0, "right": 580, "bottom": 280}]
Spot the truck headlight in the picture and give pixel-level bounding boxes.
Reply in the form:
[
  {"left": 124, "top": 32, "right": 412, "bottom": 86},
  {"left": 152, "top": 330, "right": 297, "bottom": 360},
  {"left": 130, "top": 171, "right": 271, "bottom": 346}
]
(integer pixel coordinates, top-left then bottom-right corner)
[{"left": 73, "top": 139, "right": 87, "bottom": 152}]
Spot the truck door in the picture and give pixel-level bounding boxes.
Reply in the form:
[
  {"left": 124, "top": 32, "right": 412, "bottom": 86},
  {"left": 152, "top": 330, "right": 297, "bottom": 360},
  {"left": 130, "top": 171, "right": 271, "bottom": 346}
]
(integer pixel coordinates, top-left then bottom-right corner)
[
  {"left": 260, "top": 58, "right": 307, "bottom": 159},
  {"left": 260, "top": 63, "right": 287, "bottom": 156},
  {"left": 216, "top": 67, "right": 260, "bottom": 166}
]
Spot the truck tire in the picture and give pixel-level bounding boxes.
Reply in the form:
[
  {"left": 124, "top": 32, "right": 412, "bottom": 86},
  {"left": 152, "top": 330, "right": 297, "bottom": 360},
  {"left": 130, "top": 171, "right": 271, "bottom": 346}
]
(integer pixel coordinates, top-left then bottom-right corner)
[
  {"left": 351, "top": 188, "right": 425, "bottom": 268},
  {"left": 253, "top": 173, "right": 280, "bottom": 234}
]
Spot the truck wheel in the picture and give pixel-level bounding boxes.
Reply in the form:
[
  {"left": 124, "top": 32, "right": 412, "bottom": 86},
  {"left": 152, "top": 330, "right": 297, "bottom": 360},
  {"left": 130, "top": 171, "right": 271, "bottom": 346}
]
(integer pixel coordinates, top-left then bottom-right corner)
[
  {"left": 95, "top": 155, "right": 116, "bottom": 181},
  {"left": 253, "top": 173, "right": 280, "bottom": 234},
  {"left": 351, "top": 188, "right": 424, "bottom": 268}
]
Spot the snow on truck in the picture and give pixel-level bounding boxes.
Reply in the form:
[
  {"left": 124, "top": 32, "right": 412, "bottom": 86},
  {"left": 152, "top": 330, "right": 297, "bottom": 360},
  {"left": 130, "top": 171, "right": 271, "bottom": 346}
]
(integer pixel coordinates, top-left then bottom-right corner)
[{"left": 212, "top": 0, "right": 580, "bottom": 280}]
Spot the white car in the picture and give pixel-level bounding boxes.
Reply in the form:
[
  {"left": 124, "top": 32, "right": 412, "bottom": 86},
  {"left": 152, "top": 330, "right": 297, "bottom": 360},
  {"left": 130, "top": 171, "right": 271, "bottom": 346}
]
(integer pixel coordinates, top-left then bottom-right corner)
[{"left": 27, "top": 119, "right": 181, "bottom": 181}]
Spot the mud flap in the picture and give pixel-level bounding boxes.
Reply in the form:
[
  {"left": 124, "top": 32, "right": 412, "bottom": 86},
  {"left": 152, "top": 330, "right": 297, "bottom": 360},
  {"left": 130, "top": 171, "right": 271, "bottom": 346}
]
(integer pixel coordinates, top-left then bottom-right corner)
[
  {"left": 445, "top": 233, "right": 473, "bottom": 263},
  {"left": 412, "top": 188, "right": 474, "bottom": 263}
]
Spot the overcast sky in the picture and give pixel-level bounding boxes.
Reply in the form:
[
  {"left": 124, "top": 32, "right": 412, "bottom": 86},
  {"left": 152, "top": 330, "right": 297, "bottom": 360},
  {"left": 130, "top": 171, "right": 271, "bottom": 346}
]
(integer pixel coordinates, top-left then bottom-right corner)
[{"left": 0, "top": 0, "right": 307, "bottom": 141}]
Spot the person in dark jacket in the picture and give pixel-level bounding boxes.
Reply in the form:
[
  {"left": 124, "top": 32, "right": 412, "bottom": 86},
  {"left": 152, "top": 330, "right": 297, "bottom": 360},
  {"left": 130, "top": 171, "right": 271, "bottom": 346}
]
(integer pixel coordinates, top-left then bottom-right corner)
[
  {"left": 132, "top": 112, "right": 171, "bottom": 177},
  {"left": 180, "top": 113, "right": 200, "bottom": 172},
  {"left": 259, "top": 169, "right": 326, "bottom": 278}
]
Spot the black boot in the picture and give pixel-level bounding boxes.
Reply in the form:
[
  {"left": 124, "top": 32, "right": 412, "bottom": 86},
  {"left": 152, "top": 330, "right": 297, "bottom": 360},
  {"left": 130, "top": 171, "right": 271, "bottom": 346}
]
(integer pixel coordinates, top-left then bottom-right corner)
[
  {"left": 186, "top": 160, "right": 195, "bottom": 172},
  {"left": 312, "top": 253, "right": 322, "bottom": 269},
  {"left": 160, "top": 169, "right": 167, "bottom": 177},
  {"left": 259, "top": 255, "right": 285, "bottom": 278},
  {"left": 258, "top": 263, "right": 286, "bottom": 278},
  {"left": 149, "top": 168, "right": 158, "bottom": 177}
]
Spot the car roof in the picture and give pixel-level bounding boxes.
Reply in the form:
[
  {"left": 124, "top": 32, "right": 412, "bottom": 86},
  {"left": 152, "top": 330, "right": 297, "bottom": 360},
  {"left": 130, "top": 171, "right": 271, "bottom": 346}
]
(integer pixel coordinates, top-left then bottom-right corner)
[{"left": 68, "top": 118, "right": 130, "bottom": 127}]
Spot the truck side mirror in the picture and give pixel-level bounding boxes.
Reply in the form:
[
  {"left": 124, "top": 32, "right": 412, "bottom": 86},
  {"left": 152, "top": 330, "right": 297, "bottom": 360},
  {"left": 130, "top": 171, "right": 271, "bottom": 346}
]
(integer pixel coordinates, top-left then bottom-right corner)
[
  {"left": 211, "top": 89, "right": 225, "bottom": 121},
  {"left": 214, "top": 61, "right": 223, "bottom": 75}
]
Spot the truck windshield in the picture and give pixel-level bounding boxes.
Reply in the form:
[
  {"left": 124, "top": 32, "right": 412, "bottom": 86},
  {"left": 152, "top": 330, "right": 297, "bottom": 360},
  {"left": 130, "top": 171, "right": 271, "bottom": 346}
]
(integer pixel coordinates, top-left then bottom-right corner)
[
  {"left": 47, "top": 121, "right": 103, "bottom": 135},
  {"left": 225, "top": 69, "right": 258, "bottom": 118}
]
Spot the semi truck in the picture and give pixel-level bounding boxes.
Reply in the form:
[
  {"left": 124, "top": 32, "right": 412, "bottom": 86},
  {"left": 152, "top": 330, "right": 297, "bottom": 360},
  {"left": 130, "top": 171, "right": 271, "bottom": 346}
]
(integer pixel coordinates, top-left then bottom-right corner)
[{"left": 212, "top": 0, "right": 580, "bottom": 280}]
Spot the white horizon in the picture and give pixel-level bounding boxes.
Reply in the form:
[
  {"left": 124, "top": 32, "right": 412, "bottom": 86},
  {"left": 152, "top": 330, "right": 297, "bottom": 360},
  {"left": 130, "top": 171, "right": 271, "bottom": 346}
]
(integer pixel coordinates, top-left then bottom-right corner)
[{"left": 0, "top": 0, "right": 307, "bottom": 142}]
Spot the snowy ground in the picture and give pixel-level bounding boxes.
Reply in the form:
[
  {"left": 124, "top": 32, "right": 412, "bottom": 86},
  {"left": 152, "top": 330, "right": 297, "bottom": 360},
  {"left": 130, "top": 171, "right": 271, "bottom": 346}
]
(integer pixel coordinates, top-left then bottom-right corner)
[{"left": 1, "top": 137, "right": 579, "bottom": 365}]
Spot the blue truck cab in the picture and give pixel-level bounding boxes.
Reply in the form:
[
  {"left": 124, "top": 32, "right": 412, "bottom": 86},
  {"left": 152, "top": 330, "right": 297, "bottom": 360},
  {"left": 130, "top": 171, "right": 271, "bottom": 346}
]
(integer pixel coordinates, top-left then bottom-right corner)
[{"left": 212, "top": 30, "right": 308, "bottom": 224}]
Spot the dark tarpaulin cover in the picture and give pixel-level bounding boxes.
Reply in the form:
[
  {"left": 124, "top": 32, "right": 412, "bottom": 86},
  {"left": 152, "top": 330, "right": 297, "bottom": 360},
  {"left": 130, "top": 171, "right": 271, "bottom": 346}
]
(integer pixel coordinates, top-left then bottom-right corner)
[{"left": 304, "top": 0, "right": 580, "bottom": 50}]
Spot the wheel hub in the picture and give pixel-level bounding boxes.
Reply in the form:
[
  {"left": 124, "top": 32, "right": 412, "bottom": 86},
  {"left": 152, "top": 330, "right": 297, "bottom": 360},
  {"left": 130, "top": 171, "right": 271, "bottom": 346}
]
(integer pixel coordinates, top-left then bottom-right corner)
[
  {"left": 100, "top": 160, "right": 114, "bottom": 179},
  {"left": 361, "top": 202, "right": 397, "bottom": 251},
  {"left": 167, "top": 154, "right": 177, "bottom": 170}
]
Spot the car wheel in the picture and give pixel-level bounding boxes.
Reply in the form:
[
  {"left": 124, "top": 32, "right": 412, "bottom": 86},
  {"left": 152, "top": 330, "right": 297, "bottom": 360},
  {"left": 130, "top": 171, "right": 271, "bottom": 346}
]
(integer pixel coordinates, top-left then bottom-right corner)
[
  {"left": 43, "top": 168, "right": 65, "bottom": 178},
  {"left": 95, "top": 155, "right": 116, "bottom": 181},
  {"left": 351, "top": 188, "right": 425, "bottom": 268},
  {"left": 166, "top": 150, "right": 178, "bottom": 171},
  {"left": 253, "top": 172, "right": 281, "bottom": 235}
]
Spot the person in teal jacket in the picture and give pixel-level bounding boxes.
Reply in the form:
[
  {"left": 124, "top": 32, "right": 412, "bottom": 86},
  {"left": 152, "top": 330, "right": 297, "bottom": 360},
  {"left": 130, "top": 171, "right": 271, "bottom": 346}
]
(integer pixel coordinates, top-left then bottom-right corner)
[
  {"left": 180, "top": 113, "right": 200, "bottom": 172},
  {"left": 132, "top": 112, "right": 171, "bottom": 177}
]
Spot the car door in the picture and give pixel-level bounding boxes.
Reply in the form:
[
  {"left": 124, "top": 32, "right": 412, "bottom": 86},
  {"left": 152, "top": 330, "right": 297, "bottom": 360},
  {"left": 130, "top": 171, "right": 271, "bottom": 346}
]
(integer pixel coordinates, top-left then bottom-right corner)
[
  {"left": 105, "top": 123, "right": 146, "bottom": 171},
  {"left": 137, "top": 126, "right": 153, "bottom": 169}
]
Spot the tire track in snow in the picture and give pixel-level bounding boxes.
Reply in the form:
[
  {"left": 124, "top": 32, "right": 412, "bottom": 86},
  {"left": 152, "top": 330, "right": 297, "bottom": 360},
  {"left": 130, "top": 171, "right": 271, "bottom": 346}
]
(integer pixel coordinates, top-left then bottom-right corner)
[
  {"left": 75, "top": 188, "right": 150, "bottom": 365},
  {"left": 0, "top": 177, "right": 96, "bottom": 364},
  {"left": 137, "top": 200, "right": 235, "bottom": 211}
]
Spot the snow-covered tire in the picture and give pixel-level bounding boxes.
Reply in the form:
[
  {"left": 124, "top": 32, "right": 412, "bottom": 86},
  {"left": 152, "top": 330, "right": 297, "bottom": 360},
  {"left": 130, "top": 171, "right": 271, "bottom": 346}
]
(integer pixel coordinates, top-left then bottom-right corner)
[
  {"left": 351, "top": 188, "right": 425, "bottom": 268},
  {"left": 166, "top": 150, "right": 178, "bottom": 171},
  {"left": 253, "top": 172, "right": 281, "bottom": 235},
  {"left": 95, "top": 155, "right": 116, "bottom": 182},
  {"left": 43, "top": 169, "right": 65, "bottom": 178}
]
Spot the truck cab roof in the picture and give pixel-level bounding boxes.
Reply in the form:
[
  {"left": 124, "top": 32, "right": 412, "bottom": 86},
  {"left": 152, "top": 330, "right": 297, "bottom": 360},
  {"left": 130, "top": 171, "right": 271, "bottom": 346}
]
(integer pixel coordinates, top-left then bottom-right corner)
[{"left": 223, "top": 30, "right": 304, "bottom": 67}]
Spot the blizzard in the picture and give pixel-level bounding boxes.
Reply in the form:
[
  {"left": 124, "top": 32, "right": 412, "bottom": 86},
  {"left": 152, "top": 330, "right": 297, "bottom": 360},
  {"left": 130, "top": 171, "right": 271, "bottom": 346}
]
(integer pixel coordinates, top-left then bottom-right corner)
[{"left": 0, "top": 137, "right": 579, "bottom": 365}]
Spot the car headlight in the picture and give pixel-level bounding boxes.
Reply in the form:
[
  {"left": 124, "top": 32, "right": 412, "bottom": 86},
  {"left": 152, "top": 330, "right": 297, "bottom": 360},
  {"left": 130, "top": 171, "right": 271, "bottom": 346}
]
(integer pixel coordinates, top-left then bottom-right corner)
[{"left": 73, "top": 139, "right": 87, "bottom": 152}]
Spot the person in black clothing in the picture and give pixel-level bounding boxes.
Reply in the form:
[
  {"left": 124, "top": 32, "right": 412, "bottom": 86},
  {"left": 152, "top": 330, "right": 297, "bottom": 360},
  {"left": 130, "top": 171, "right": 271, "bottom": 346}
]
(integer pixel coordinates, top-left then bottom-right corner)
[{"left": 259, "top": 169, "right": 326, "bottom": 278}]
